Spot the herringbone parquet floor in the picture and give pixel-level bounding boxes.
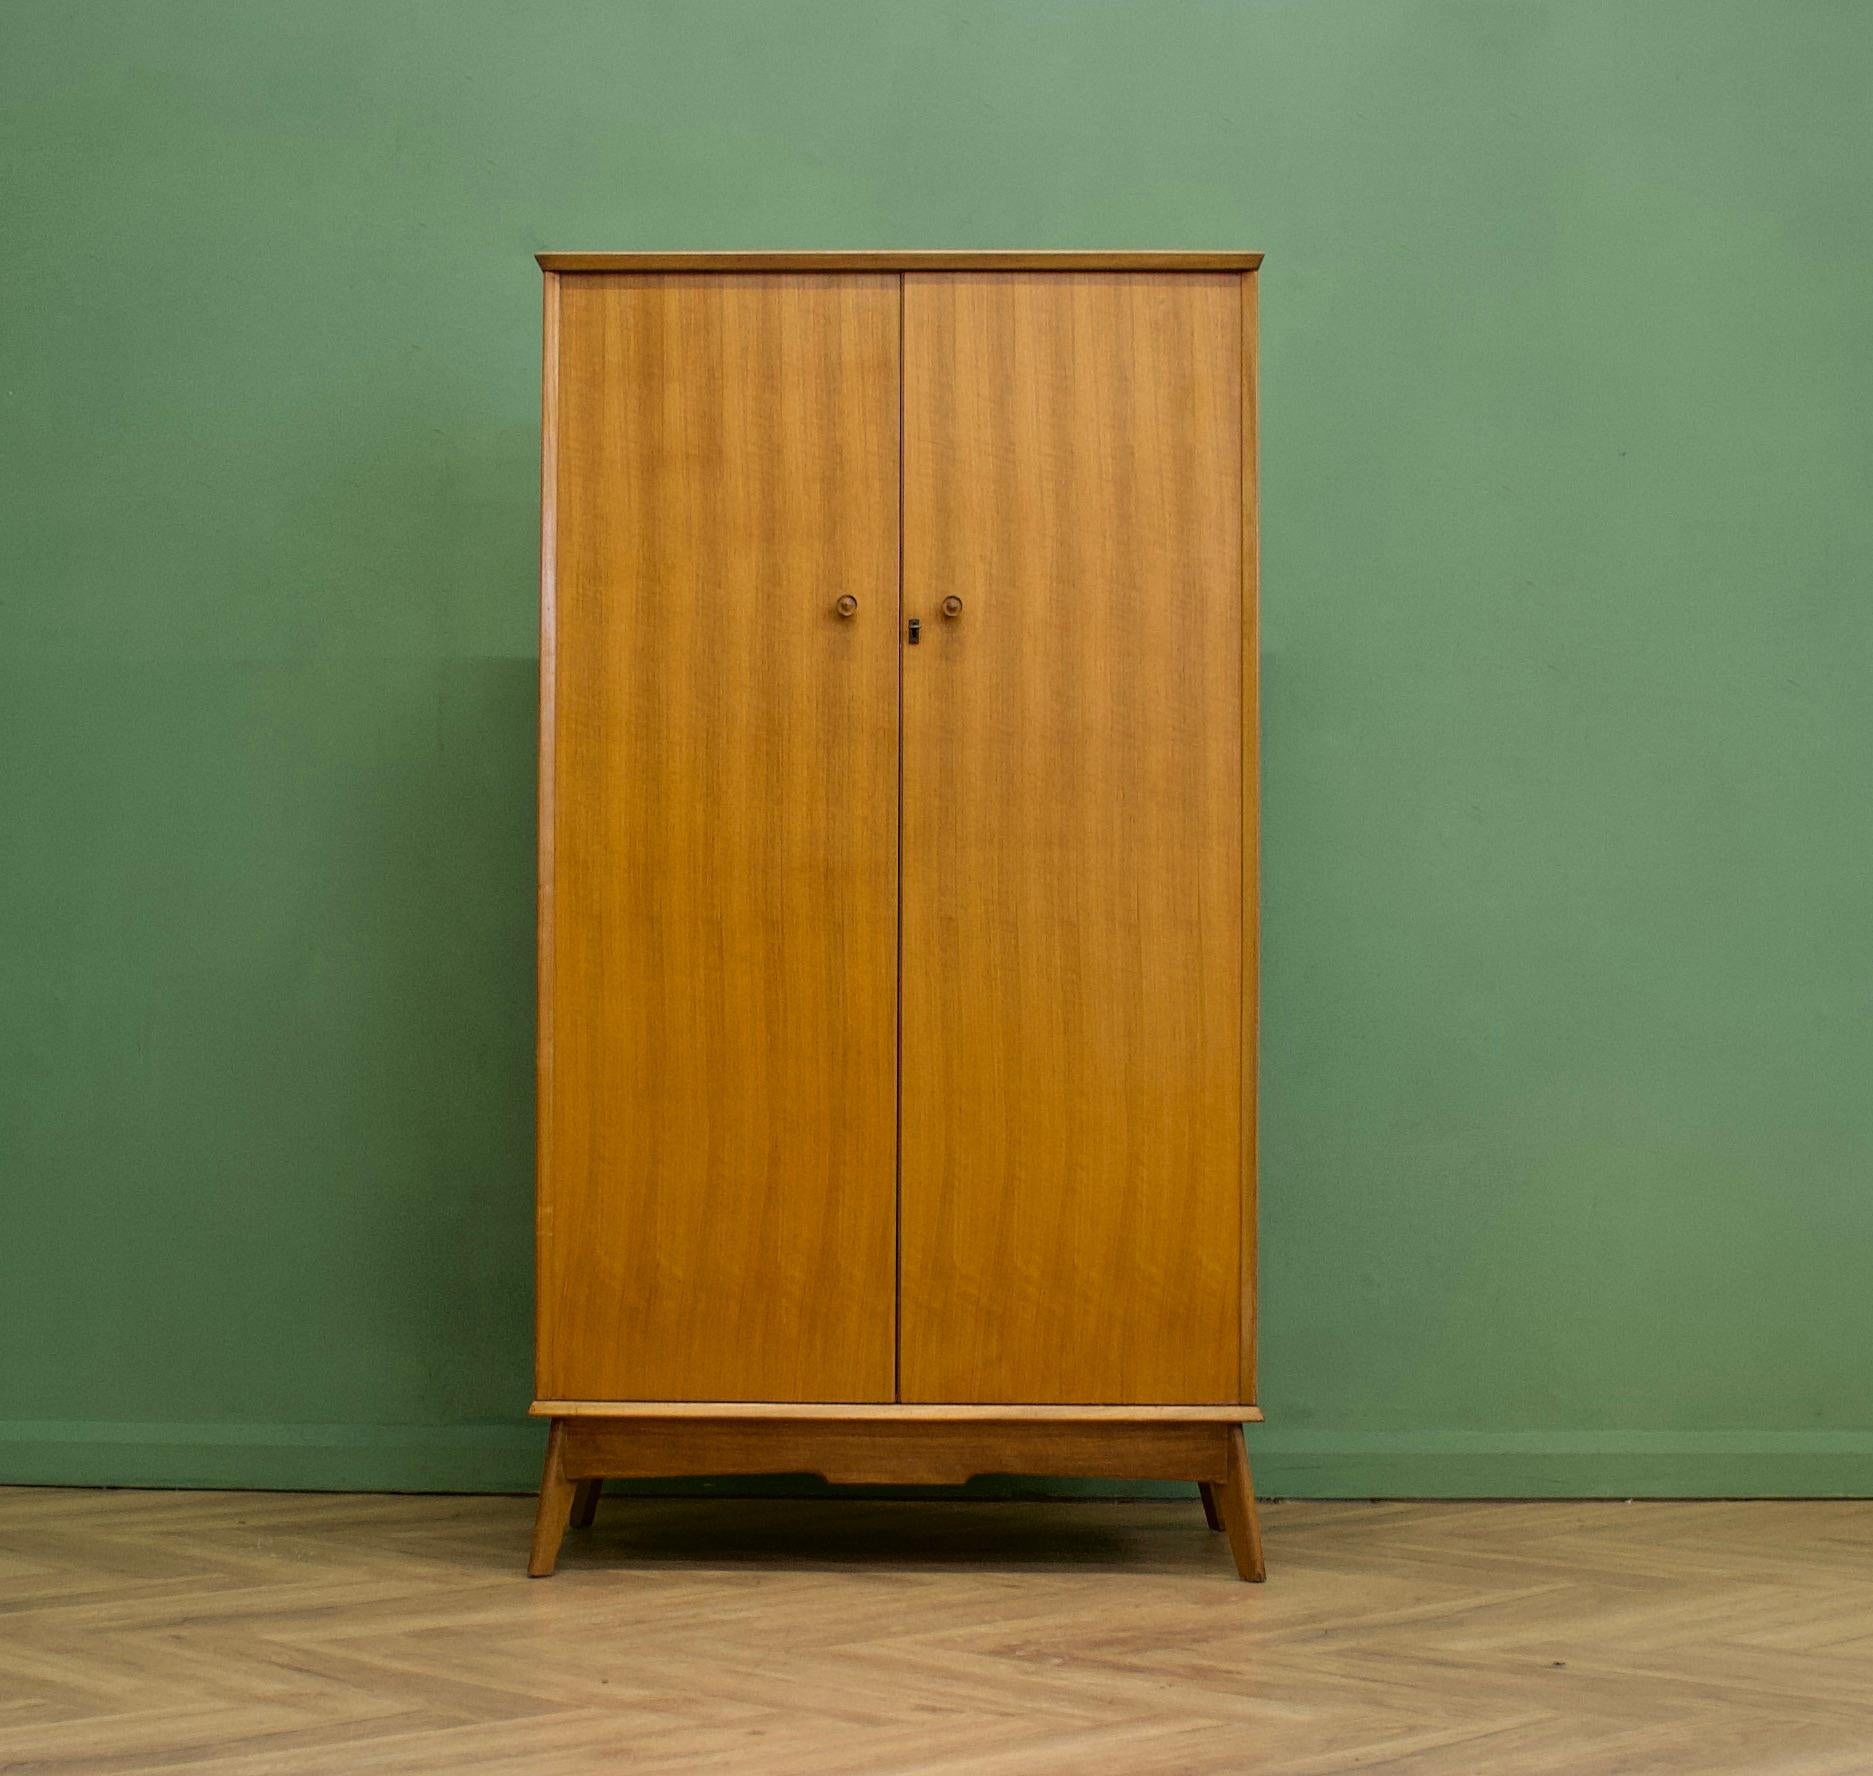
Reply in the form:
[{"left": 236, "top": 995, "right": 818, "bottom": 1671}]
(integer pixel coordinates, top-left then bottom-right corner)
[{"left": 2, "top": 1489, "right": 1870, "bottom": 1774}]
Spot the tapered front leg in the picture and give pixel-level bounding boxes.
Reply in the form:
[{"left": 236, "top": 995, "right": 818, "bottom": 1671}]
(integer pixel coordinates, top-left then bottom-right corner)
[
  {"left": 528, "top": 1420, "right": 577, "bottom": 1577},
  {"left": 1212, "top": 1426, "right": 1266, "bottom": 1582}
]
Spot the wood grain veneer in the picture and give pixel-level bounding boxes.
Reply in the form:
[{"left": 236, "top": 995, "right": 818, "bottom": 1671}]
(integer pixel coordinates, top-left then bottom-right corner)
[
  {"left": 898, "top": 271, "right": 1245, "bottom": 1405},
  {"left": 538, "top": 272, "right": 901, "bottom": 1403}
]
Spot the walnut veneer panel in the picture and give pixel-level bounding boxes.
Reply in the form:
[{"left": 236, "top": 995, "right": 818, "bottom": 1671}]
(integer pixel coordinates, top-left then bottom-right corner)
[
  {"left": 899, "top": 273, "right": 1245, "bottom": 1404},
  {"left": 539, "top": 273, "right": 900, "bottom": 1402}
]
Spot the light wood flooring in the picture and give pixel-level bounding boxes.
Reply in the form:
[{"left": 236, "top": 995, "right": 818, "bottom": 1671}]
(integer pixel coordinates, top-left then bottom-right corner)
[{"left": 2, "top": 1489, "right": 1871, "bottom": 1773}]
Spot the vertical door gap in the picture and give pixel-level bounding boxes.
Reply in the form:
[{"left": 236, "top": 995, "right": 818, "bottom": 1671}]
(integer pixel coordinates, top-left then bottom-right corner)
[{"left": 894, "top": 272, "right": 906, "bottom": 1403}]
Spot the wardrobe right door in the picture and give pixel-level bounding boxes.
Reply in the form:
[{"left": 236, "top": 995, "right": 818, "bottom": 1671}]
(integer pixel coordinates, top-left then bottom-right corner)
[{"left": 898, "top": 272, "right": 1247, "bottom": 1405}]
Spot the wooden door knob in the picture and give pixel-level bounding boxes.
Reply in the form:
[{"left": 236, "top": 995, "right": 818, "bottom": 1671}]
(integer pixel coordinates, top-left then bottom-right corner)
[
  {"left": 835, "top": 595, "right": 859, "bottom": 618},
  {"left": 941, "top": 595, "right": 964, "bottom": 618}
]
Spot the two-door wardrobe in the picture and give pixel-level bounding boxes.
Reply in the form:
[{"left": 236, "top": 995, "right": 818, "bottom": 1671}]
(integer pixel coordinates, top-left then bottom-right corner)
[{"left": 530, "top": 251, "right": 1265, "bottom": 1581}]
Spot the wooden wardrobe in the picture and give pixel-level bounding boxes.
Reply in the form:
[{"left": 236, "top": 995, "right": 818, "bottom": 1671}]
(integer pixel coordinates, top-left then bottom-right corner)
[{"left": 530, "top": 251, "right": 1264, "bottom": 1580}]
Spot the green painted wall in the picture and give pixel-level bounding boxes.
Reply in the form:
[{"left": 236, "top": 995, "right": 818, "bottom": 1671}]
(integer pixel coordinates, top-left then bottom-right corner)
[{"left": 4, "top": 0, "right": 1870, "bottom": 1498}]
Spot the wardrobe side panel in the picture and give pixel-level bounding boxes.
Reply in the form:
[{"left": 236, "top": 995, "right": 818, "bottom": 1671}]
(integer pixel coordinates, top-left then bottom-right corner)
[{"left": 1241, "top": 267, "right": 1260, "bottom": 1405}]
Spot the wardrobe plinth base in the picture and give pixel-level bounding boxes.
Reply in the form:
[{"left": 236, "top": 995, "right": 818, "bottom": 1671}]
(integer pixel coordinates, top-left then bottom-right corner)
[{"left": 526, "top": 1412, "right": 1266, "bottom": 1582}]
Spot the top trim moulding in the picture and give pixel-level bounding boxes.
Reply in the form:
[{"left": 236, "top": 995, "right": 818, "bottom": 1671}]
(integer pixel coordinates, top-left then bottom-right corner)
[{"left": 536, "top": 250, "right": 1262, "bottom": 273}]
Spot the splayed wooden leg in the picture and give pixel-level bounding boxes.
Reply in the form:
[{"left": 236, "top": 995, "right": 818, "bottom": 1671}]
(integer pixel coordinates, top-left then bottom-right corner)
[
  {"left": 1198, "top": 1481, "right": 1223, "bottom": 1532},
  {"left": 1211, "top": 1425, "right": 1266, "bottom": 1582},
  {"left": 570, "top": 1478, "right": 602, "bottom": 1530},
  {"left": 528, "top": 1420, "right": 576, "bottom": 1577}
]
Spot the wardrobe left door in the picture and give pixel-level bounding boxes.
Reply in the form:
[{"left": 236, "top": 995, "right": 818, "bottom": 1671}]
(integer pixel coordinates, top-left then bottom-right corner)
[{"left": 538, "top": 273, "right": 901, "bottom": 1403}]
